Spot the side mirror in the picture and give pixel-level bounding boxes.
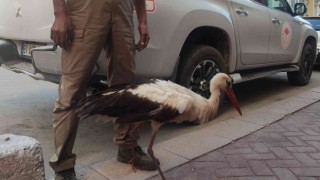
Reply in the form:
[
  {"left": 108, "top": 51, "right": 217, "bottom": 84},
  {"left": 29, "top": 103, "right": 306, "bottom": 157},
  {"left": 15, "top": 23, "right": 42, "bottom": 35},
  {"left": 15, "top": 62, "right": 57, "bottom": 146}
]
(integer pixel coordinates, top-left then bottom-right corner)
[{"left": 294, "top": 3, "right": 307, "bottom": 16}]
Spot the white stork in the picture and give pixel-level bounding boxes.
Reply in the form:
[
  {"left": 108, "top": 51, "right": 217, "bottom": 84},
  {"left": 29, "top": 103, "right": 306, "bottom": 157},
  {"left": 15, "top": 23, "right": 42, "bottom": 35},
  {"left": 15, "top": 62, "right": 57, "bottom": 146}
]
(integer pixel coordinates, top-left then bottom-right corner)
[{"left": 78, "top": 73, "right": 242, "bottom": 180}]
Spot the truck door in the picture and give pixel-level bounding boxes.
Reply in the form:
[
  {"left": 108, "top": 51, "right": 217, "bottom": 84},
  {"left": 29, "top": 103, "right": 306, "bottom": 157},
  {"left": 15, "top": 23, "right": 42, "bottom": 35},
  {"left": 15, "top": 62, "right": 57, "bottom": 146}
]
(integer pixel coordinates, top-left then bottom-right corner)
[
  {"left": 231, "top": 0, "right": 270, "bottom": 65},
  {"left": 265, "top": 0, "right": 302, "bottom": 63}
]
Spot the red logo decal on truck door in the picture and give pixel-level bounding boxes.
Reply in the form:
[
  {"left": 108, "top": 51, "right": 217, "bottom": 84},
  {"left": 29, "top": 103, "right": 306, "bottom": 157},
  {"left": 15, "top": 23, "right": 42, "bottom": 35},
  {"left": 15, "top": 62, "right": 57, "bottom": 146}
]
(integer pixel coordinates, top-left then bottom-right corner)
[
  {"left": 146, "top": 0, "right": 156, "bottom": 13},
  {"left": 281, "top": 22, "right": 292, "bottom": 50}
]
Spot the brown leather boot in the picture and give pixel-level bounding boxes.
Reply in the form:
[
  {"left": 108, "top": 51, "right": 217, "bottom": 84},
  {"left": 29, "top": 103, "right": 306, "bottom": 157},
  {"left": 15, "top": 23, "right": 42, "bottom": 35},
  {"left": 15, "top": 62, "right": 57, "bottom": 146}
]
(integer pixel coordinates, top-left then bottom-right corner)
[{"left": 117, "top": 145, "right": 160, "bottom": 171}]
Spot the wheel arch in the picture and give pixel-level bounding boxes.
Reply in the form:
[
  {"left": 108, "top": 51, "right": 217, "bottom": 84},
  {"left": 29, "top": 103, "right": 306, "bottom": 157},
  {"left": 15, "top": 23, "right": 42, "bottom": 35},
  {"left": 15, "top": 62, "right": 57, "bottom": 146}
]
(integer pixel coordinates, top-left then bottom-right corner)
[
  {"left": 293, "top": 28, "right": 318, "bottom": 64},
  {"left": 179, "top": 26, "right": 231, "bottom": 66},
  {"left": 294, "top": 35, "right": 317, "bottom": 65},
  {"left": 171, "top": 26, "right": 231, "bottom": 82},
  {"left": 304, "top": 36, "right": 317, "bottom": 55}
]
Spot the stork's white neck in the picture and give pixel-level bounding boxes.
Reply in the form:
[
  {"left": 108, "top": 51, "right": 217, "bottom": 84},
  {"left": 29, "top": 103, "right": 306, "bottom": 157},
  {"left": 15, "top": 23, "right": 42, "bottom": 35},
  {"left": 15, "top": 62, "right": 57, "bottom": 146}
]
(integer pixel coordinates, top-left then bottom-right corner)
[
  {"left": 192, "top": 87, "right": 220, "bottom": 124},
  {"left": 209, "top": 87, "right": 221, "bottom": 103},
  {"left": 208, "top": 87, "right": 221, "bottom": 115}
]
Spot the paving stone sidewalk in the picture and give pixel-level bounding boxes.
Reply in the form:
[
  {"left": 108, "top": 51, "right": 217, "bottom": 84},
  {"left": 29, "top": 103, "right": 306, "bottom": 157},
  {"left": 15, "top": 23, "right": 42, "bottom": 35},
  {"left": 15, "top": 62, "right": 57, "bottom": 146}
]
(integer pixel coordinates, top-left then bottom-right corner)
[{"left": 149, "top": 101, "right": 320, "bottom": 180}]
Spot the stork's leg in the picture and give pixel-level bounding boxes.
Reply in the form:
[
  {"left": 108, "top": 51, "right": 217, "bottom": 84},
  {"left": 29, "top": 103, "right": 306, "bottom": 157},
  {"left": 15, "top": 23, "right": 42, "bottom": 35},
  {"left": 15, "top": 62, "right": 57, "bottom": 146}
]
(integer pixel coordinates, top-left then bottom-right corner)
[
  {"left": 129, "top": 121, "right": 145, "bottom": 136},
  {"left": 147, "top": 126, "right": 166, "bottom": 180}
]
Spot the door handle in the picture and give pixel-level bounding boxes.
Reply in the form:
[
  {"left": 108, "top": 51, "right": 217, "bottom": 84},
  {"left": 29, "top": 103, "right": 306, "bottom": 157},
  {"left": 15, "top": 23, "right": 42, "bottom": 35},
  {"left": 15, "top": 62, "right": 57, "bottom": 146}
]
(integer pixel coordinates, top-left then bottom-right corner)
[
  {"left": 236, "top": 8, "right": 249, "bottom": 16},
  {"left": 272, "top": 18, "right": 281, "bottom": 24}
]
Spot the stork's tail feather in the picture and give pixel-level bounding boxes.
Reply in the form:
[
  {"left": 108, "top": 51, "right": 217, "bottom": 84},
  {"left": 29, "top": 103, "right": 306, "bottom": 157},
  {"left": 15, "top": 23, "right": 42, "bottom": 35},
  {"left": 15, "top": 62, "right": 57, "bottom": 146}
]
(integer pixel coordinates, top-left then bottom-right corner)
[{"left": 76, "top": 88, "right": 125, "bottom": 119}]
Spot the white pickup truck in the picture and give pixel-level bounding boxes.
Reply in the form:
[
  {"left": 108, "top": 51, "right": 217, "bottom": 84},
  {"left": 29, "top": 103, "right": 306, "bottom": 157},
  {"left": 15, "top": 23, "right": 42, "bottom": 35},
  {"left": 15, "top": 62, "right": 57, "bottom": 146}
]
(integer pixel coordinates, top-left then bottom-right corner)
[{"left": 0, "top": 0, "right": 317, "bottom": 98}]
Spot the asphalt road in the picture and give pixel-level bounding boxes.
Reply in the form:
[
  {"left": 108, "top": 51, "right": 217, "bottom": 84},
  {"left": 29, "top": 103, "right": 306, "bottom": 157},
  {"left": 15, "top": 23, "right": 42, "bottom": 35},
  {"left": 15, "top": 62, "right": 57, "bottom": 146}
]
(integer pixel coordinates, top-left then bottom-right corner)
[{"left": 1, "top": 67, "right": 320, "bottom": 179}]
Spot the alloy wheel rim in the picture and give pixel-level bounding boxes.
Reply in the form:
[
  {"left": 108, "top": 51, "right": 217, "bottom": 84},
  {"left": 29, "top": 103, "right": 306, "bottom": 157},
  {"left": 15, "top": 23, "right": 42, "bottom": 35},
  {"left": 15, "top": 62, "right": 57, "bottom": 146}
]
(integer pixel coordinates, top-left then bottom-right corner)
[{"left": 189, "top": 60, "right": 220, "bottom": 98}]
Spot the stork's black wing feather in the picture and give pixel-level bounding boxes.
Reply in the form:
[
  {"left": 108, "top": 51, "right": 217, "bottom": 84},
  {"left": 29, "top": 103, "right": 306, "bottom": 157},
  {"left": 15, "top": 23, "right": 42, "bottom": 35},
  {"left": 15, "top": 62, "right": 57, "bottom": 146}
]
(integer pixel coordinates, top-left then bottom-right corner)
[
  {"left": 78, "top": 87, "right": 163, "bottom": 119},
  {"left": 116, "top": 107, "right": 164, "bottom": 124},
  {"left": 78, "top": 83, "right": 180, "bottom": 123}
]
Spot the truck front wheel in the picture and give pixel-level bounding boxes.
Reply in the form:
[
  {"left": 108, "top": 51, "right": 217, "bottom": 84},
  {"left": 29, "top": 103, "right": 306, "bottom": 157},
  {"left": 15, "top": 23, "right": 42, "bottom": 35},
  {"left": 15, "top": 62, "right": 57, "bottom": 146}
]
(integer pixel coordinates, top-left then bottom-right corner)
[
  {"left": 287, "top": 43, "right": 315, "bottom": 86},
  {"left": 177, "top": 45, "right": 227, "bottom": 98}
]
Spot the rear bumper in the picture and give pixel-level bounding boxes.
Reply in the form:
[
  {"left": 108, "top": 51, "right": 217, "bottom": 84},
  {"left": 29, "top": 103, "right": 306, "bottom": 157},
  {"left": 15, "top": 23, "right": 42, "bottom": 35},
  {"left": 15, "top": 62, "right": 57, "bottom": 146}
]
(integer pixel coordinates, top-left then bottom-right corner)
[
  {"left": 31, "top": 44, "right": 62, "bottom": 75},
  {"left": 0, "top": 39, "right": 60, "bottom": 83}
]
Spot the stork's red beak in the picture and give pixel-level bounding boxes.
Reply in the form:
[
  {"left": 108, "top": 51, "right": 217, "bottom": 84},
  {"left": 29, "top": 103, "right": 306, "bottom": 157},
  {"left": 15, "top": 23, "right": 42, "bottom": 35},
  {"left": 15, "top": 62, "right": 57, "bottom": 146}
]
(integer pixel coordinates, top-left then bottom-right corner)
[{"left": 225, "top": 87, "right": 242, "bottom": 116}]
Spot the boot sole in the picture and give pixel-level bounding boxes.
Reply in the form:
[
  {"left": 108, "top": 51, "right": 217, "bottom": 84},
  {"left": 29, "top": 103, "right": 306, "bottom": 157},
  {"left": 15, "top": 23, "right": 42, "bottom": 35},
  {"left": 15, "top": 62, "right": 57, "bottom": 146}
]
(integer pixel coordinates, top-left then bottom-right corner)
[{"left": 117, "top": 157, "right": 157, "bottom": 171}]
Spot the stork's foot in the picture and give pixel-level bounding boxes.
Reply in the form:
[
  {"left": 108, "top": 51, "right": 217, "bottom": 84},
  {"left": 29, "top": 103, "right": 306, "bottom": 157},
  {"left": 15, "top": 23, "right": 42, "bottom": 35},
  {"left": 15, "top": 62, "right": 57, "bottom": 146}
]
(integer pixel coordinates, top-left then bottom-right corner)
[{"left": 117, "top": 145, "right": 160, "bottom": 171}]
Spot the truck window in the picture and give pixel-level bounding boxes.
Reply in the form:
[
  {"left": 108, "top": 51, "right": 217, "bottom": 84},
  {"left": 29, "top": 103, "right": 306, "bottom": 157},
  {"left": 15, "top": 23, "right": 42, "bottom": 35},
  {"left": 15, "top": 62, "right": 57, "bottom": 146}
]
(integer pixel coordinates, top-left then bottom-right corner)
[
  {"left": 253, "top": 0, "right": 268, "bottom": 6},
  {"left": 267, "top": 0, "right": 292, "bottom": 13}
]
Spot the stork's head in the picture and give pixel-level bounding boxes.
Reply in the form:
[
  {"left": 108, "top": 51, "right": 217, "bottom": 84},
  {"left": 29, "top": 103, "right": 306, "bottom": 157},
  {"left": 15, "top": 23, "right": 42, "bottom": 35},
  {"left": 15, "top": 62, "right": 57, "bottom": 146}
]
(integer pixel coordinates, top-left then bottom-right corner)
[{"left": 210, "top": 73, "right": 242, "bottom": 116}]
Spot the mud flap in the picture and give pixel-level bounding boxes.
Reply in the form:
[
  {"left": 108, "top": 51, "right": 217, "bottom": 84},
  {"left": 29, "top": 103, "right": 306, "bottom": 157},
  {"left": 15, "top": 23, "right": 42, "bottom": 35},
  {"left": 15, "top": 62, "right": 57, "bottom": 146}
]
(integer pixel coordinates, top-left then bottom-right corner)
[{"left": 0, "top": 39, "right": 20, "bottom": 65}]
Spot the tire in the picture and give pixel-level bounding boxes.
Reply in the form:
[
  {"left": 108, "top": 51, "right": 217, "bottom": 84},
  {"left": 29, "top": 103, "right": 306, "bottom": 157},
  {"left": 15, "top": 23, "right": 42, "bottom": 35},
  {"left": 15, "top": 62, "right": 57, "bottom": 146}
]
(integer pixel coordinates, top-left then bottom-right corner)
[
  {"left": 177, "top": 45, "right": 227, "bottom": 98},
  {"left": 287, "top": 43, "right": 315, "bottom": 86}
]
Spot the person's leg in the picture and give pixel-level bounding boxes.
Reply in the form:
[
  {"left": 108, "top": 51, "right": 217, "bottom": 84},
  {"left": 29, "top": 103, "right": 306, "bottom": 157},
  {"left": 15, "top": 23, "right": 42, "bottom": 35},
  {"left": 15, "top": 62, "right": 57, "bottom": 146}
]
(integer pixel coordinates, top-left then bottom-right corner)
[
  {"left": 49, "top": 74, "right": 89, "bottom": 173},
  {"left": 105, "top": 0, "right": 135, "bottom": 88},
  {"left": 105, "top": 0, "right": 158, "bottom": 171},
  {"left": 49, "top": 0, "right": 111, "bottom": 174},
  {"left": 105, "top": 0, "right": 138, "bottom": 149}
]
